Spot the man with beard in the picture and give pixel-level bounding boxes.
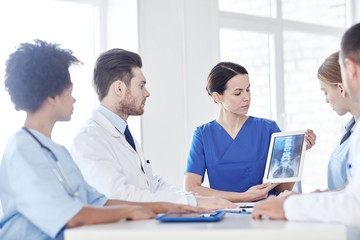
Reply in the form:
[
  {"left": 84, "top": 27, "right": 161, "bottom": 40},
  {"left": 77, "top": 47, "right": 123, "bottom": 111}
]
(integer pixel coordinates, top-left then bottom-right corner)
[{"left": 71, "top": 48, "right": 235, "bottom": 210}]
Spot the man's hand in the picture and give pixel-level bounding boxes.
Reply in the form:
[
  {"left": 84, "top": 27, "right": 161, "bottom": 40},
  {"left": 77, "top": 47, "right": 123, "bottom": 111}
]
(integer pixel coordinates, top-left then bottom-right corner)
[
  {"left": 277, "top": 190, "right": 300, "bottom": 199},
  {"left": 195, "top": 196, "right": 237, "bottom": 210},
  {"left": 251, "top": 196, "right": 286, "bottom": 220}
]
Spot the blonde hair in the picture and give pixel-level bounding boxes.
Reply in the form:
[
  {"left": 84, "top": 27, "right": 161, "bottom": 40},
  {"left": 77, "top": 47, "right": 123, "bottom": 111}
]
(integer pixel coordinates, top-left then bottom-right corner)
[{"left": 317, "top": 51, "right": 342, "bottom": 86}]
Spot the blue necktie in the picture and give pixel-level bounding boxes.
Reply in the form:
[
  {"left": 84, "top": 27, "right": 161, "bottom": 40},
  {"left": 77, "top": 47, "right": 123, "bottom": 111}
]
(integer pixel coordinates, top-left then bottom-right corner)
[
  {"left": 340, "top": 130, "right": 352, "bottom": 145},
  {"left": 124, "top": 125, "right": 136, "bottom": 151},
  {"left": 124, "top": 125, "right": 144, "bottom": 172},
  {"left": 340, "top": 121, "right": 355, "bottom": 145}
]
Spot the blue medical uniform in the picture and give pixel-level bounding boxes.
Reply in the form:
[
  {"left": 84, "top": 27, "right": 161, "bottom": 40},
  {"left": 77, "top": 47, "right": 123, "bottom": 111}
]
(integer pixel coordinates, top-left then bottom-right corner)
[
  {"left": 0, "top": 129, "right": 108, "bottom": 240},
  {"left": 186, "top": 117, "right": 281, "bottom": 194},
  {"left": 327, "top": 118, "right": 355, "bottom": 191}
]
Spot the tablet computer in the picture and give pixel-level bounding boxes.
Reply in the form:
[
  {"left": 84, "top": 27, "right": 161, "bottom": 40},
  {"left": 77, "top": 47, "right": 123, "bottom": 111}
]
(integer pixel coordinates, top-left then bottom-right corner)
[
  {"left": 263, "top": 130, "right": 306, "bottom": 183},
  {"left": 156, "top": 211, "right": 226, "bottom": 222}
]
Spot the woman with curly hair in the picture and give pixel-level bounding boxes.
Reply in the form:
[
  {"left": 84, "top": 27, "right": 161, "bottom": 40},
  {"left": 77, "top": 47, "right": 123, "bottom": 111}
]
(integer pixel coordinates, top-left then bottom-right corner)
[{"left": 0, "top": 40, "right": 197, "bottom": 240}]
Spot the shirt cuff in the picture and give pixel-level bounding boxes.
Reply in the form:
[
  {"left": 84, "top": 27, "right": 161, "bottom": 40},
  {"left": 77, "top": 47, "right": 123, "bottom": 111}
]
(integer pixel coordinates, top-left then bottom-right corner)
[
  {"left": 185, "top": 194, "right": 197, "bottom": 207},
  {"left": 283, "top": 195, "right": 301, "bottom": 220}
]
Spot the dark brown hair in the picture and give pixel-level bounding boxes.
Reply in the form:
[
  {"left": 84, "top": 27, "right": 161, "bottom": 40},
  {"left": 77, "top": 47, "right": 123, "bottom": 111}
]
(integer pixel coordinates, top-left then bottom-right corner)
[
  {"left": 341, "top": 23, "right": 360, "bottom": 65},
  {"left": 93, "top": 48, "right": 142, "bottom": 101},
  {"left": 206, "top": 62, "right": 248, "bottom": 96}
]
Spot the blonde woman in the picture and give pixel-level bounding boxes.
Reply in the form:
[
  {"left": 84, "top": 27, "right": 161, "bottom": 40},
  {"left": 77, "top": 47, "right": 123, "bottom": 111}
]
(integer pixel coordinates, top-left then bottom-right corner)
[{"left": 317, "top": 51, "right": 360, "bottom": 191}]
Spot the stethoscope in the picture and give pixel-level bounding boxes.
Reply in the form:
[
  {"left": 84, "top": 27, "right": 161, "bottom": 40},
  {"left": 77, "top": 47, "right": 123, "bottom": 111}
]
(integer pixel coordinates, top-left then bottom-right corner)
[{"left": 22, "top": 127, "right": 79, "bottom": 197}]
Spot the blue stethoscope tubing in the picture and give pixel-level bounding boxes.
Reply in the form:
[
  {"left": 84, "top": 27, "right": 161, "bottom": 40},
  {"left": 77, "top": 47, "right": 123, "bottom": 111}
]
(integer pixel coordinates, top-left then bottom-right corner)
[{"left": 22, "top": 127, "right": 79, "bottom": 197}]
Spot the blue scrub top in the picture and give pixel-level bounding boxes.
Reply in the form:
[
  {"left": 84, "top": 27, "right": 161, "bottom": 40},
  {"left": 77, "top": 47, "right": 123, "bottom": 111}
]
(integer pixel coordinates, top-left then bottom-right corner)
[
  {"left": 186, "top": 116, "right": 281, "bottom": 193},
  {"left": 0, "top": 129, "right": 108, "bottom": 240},
  {"left": 327, "top": 118, "right": 355, "bottom": 191}
]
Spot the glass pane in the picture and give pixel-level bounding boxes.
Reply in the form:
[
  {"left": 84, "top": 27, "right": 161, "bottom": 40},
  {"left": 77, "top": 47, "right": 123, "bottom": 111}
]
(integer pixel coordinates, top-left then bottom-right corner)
[
  {"left": 0, "top": 0, "right": 96, "bottom": 150},
  {"left": 220, "top": 29, "right": 272, "bottom": 119},
  {"left": 283, "top": 31, "right": 346, "bottom": 192},
  {"left": 219, "top": 0, "right": 272, "bottom": 17},
  {"left": 282, "top": 0, "right": 346, "bottom": 27}
]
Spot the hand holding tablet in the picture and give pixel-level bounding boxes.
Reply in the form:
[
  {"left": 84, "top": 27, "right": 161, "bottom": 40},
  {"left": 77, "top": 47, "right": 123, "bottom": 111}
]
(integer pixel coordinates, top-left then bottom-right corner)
[{"left": 263, "top": 131, "right": 307, "bottom": 183}]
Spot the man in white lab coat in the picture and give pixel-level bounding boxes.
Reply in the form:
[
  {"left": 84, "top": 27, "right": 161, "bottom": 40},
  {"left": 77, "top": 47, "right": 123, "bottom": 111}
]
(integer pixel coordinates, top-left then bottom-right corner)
[
  {"left": 71, "top": 48, "right": 235, "bottom": 209},
  {"left": 251, "top": 23, "right": 360, "bottom": 228}
]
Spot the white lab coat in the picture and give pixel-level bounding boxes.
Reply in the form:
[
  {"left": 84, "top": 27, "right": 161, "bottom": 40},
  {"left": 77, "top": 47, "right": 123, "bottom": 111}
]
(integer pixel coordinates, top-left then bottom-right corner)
[
  {"left": 284, "top": 120, "right": 360, "bottom": 228},
  {"left": 70, "top": 110, "right": 190, "bottom": 204}
]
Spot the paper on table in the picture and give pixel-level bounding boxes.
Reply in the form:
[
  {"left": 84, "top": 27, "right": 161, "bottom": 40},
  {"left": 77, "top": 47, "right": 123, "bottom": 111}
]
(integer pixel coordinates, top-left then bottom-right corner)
[
  {"left": 235, "top": 202, "right": 255, "bottom": 208},
  {"left": 219, "top": 202, "right": 255, "bottom": 213}
]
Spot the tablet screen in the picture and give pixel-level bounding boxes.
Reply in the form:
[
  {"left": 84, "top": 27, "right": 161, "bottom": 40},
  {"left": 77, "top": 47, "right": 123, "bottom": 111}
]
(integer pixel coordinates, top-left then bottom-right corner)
[{"left": 267, "top": 134, "right": 305, "bottom": 179}]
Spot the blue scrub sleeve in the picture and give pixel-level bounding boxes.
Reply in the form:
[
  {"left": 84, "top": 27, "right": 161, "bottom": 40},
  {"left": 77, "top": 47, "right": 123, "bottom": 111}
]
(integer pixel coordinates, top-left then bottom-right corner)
[
  {"left": 7, "top": 145, "right": 84, "bottom": 238},
  {"left": 186, "top": 127, "right": 206, "bottom": 179},
  {"left": 272, "top": 121, "right": 281, "bottom": 133},
  {"left": 84, "top": 181, "right": 108, "bottom": 206}
]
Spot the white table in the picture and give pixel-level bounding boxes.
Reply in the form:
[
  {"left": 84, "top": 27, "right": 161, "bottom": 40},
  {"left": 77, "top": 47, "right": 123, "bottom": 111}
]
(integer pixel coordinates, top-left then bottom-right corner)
[{"left": 64, "top": 213, "right": 346, "bottom": 240}]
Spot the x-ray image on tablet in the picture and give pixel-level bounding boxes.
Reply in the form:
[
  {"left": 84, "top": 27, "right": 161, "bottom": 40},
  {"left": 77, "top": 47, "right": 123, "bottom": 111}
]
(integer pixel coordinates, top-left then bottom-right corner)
[{"left": 263, "top": 131, "right": 307, "bottom": 183}]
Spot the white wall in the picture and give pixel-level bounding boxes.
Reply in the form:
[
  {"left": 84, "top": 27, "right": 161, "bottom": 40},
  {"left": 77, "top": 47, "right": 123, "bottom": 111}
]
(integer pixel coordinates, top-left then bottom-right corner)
[{"left": 138, "top": 0, "right": 219, "bottom": 188}]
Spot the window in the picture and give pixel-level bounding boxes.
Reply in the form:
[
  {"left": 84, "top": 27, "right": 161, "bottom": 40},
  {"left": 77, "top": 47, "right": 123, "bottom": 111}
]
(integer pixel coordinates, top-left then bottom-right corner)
[
  {"left": 0, "top": 0, "right": 141, "bottom": 160},
  {"left": 219, "top": 0, "right": 351, "bottom": 192},
  {"left": 219, "top": 0, "right": 272, "bottom": 17},
  {"left": 220, "top": 29, "right": 272, "bottom": 119},
  {"left": 0, "top": 0, "right": 98, "bottom": 154},
  {"left": 282, "top": 0, "right": 346, "bottom": 27}
]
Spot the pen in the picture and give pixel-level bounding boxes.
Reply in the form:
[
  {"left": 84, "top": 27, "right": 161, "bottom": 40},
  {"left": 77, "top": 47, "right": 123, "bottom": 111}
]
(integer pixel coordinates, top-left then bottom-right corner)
[
  {"left": 239, "top": 209, "right": 251, "bottom": 214},
  {"left": 225, "top": 209, "right": 251, "bottom": 214}
]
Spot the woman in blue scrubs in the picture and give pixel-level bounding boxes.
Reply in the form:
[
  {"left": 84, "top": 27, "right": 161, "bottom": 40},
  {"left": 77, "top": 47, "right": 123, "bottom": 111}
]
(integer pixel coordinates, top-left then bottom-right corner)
[
  {"left": 0, "top": 40, "right": 197, "bottom": 240},
  {"left": 316, "top": 51, "right": 360, "bottom": 191},
  {"left": 185, "top": 62, "right": 316, "bottom": 202}
]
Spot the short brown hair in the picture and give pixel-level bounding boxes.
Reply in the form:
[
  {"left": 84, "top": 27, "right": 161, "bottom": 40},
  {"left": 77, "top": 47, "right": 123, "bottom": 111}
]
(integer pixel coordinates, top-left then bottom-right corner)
[
  {"left": 341, "top": 23, "right": 360, "bottom": 65},
  {"left": 93, "top": 48, "right": 142, "bottom": 101}
]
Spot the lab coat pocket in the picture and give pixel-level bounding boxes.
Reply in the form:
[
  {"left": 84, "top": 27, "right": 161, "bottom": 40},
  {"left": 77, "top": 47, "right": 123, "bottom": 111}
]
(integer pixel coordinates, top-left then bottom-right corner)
[
  {"left": 144, "top": 160, "right": 153, "bottom": 173},
  {"left": 143, "top": 160, "right": 155, "bottom": 185}
]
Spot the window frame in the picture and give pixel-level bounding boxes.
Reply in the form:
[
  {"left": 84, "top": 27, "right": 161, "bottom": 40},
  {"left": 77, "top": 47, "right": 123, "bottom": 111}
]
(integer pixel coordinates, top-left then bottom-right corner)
[{"left": 218, "top": 0, "right": 352, "bottom": 130}]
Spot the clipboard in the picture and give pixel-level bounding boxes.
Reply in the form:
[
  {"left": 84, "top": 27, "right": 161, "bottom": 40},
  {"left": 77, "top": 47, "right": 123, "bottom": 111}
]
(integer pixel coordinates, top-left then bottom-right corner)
[{"left": 155, "top": 210, "right": 226, "bottom": 222}]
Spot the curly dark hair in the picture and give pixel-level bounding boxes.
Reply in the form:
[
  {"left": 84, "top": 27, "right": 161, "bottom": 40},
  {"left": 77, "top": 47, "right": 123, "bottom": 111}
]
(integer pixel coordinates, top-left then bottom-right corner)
[{"left": 5, "top": 39, "right": 80, "bottom": 112}]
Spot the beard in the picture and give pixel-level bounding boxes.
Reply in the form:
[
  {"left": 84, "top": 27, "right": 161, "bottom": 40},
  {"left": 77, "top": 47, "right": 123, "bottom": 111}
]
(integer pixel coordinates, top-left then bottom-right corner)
[{"left": 118, "top": 89, "right": 145, "bottom": 116}]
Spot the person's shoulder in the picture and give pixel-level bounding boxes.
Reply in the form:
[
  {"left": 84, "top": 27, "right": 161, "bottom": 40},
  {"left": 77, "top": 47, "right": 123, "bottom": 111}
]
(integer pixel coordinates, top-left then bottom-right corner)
[
  {"left": 76, "top": 113, "right": 107, "bottom": 137},
  {"left": 73, "top": 113, "right": 115, "bottom": 149},
  {"left": 196, "top": 120, "right": 217, "bottom": 132},
  {"left": 7, "top": 129, "right": 35, "bottom": 149},
  {"left": 250, "top": 116, "right": 276, "bottom": 124},
  {"left": 248, "top": 116, "right": 280, "bottom": 130},
  {"left": 2, "top": 130, "right": 45, "bottom": 167}
]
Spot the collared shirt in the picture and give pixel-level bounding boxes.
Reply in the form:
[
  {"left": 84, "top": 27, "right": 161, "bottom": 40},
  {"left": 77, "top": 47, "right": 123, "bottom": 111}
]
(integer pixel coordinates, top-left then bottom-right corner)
[
  {"left": 327, "top": 117, "right": 355, "bottom": 190},
  {"left": 97, "top": 105, "right": 127, "bottom": 135},
  {"left": 0, "top": 129, "right": 108, "bottom": 240}
]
